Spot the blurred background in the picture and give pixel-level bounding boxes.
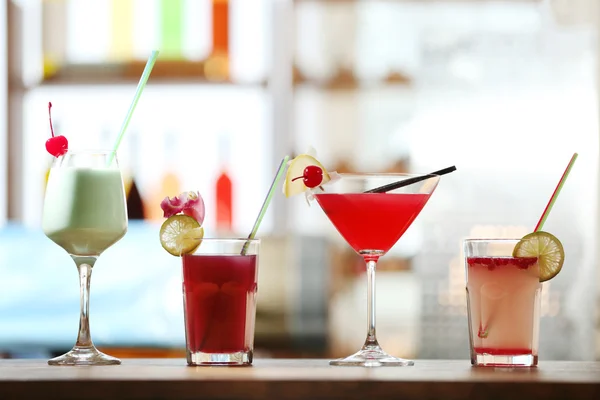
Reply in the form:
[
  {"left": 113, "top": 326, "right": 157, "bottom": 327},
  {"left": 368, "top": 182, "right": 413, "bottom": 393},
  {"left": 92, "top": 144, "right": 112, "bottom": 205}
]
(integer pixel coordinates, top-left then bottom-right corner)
[{"left": 0, "top": 0, "right": 599, "bottom": 361}]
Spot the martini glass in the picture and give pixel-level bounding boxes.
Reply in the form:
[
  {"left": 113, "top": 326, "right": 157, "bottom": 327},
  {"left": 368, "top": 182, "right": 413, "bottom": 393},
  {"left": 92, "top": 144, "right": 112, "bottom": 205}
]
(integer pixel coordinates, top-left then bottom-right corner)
[{"left": 314, "top": 173, "right": 439, "bottom": 367}]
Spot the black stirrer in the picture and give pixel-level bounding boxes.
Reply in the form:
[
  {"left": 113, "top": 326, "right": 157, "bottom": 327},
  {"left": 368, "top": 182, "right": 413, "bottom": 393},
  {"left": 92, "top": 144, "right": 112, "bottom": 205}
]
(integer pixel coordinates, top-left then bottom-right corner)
[{"left": 364, "top": 166, "right": 457, "bottom": 193}]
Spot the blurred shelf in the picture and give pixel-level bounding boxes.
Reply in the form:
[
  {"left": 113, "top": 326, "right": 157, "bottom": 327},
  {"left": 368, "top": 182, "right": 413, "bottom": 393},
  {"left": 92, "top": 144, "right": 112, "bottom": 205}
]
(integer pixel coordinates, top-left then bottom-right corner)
[
  {"left": 40, "top": 61, "right": 268, "bottom": 88},
  {"left": 293, "top": 0, "right": 539, "bottom": 3},
  {"left": 39, "top": 61, "right": 413, "bottom": 90},
  {"left": 293, "top": 66, "right": 413, "bottom": 91}
]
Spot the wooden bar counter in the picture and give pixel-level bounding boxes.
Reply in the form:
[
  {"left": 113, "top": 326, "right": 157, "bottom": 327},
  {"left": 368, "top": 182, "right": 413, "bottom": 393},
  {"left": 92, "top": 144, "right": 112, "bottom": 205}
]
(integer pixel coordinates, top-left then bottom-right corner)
[{"left": 0, "top": 358, "right": 598, "bottom": 399}]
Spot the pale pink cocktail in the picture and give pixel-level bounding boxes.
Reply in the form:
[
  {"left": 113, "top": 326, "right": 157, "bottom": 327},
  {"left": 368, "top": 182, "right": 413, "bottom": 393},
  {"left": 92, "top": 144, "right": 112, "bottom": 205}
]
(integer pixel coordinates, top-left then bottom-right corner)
[{"left": 464, "top": 239, "right": 541, "bottom": 367}]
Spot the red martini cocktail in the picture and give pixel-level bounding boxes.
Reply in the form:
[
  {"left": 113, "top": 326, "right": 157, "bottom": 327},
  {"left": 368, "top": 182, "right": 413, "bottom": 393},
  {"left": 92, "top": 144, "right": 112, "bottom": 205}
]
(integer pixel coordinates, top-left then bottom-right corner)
[{"left": 314, "top": 173, "right": 439, "bottom": 367}]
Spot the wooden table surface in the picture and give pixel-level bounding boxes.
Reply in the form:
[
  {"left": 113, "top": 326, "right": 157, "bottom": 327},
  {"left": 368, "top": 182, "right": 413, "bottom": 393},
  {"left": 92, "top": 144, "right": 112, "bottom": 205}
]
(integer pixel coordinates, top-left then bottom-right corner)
[{"left": 0, "top": 358, "right": 598, "bottom": 400}]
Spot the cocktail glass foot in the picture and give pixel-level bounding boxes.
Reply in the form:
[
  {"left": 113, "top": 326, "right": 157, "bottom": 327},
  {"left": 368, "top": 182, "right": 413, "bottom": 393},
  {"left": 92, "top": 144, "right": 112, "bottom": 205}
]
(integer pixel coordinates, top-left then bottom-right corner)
[
  {"left": 48, "top": 346, "right": 121, "bottom": 366},
  {"left": 330, "top": 343, "right": 414, "bottom": 367}
]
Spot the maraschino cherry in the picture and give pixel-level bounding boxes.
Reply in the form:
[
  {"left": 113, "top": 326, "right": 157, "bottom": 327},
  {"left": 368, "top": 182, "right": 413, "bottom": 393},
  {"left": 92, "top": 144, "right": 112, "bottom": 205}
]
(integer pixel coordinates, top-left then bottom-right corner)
[
  {"left": 292, "top": 165, "right": 324, "bottom": 188},
  {"left": 45, "top": 102, "right": 68, "bottom": 157}
]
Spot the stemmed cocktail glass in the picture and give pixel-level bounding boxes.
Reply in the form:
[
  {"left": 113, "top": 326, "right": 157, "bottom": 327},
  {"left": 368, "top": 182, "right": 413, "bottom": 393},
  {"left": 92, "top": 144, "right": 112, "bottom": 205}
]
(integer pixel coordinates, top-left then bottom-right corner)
[
  {"left": 314, "top": 173, "right": 439, "bottom": 367},
  {"left": 42, "top": 150, "right": 128, "bottom": 365}
]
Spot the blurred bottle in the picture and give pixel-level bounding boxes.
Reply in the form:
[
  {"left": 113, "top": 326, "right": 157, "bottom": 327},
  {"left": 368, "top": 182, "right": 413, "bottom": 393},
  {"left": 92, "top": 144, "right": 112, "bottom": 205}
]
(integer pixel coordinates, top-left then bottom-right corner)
[
  {"left": 146, "top": 132, "right": 182, "bottom": 221},
  {"left": 215, "top": 135, "right": 233, "bottom": 233},
  {"left": 127, "top": 181, "right": 145, "bottom": 219},
  {"left": 44, "top": 160, "right": 52, "bottom": 193},
  {"left": 384, "top": 157, "right": 410, "bottom": 174},
  {"left": 125, "top": 130, "right": 146, "bottom": 220},
  {"left": 100, "top": 127, "right": 133, "bottom": 193},
  {"left": 324, "top": 0, "right": 357, "bottom": 87},
  {"left": 159, "top": 0, "right": 183, "bottom": 60},
  {"left": 52, "top": 0, "right": 109, "bottom": 64},
  {"left": 110, "top": 0, "right": 134, "bottom": 62},
  {"left": 42, "top": 0, "right": 67, "bottom": 78},
  {"left": 43, "top": 157, "right": 53, "bottom": 204},
  {"left": 332, "top": 158, "right": 354, "bottom": 174},
  {"left": 205, "top": 0, "right": 229, "bottom": 81}
]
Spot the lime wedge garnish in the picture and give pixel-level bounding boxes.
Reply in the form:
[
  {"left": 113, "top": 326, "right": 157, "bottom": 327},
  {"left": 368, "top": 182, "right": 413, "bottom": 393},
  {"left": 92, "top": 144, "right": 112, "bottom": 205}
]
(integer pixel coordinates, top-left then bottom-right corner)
[
  {"left": 512, "top": 231, "right": 565, "bottom": 282},
  {"left": 159, "top": 215, "right": 204, "bottom": 256}
]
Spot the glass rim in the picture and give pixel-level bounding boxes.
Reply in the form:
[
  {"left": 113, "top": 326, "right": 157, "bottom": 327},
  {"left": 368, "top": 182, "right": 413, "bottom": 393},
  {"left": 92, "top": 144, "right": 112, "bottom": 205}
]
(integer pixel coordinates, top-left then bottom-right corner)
[
  {"left": 61, "top": 149, "right": 117, "bottom": 155},
  {"left": 335, "top": 172, "right": 439, "bottom": 178},
  {"left": 190, "top": 238, "right": 261, "bottom": 243},
  {"left": 463, "top": 238, "right": 521, "bottom": 243}
]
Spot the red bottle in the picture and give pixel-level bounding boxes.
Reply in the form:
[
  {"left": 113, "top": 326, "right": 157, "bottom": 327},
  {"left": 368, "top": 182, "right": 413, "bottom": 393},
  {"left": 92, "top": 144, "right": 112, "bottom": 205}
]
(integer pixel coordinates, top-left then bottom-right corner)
[{"left": 215, "top": 136, "right": 233, "bottom": 232}]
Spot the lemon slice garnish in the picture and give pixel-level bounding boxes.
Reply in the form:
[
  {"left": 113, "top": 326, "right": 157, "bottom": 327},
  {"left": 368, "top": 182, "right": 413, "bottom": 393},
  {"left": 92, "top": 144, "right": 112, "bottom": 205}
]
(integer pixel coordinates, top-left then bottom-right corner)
[{"left": 159, "top": 215, "right": 204, "bottom": 256}]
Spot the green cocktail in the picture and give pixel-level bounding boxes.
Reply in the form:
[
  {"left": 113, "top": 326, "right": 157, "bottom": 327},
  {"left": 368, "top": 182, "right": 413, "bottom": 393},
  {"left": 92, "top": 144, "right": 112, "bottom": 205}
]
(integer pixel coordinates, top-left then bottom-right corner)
[
  {"left": 42, "top": 150, "right": 128, "bottom": 366},
  {"left": 43, "top": 167, "right": 127, "bottom": 255}
]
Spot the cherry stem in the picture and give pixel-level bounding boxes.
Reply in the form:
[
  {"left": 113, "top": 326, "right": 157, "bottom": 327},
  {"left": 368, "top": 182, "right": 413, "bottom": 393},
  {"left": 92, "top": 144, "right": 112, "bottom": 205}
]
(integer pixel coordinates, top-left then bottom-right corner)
[
  {"left": 48, "top": 102, "right": 55, "bottom": 138},
  {"left": 291, "top": 176, "right": 304, "bottom": 182}
]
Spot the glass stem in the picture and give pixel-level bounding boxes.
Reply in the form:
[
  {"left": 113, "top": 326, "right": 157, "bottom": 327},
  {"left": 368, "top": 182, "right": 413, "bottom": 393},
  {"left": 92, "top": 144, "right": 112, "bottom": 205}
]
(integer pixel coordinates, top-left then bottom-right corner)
[
  {"left": 363, "top": 259, "right": 379, "bottom": 348},
  {"left": 72, "top": 256, "right": 97, "bottom": 349}
]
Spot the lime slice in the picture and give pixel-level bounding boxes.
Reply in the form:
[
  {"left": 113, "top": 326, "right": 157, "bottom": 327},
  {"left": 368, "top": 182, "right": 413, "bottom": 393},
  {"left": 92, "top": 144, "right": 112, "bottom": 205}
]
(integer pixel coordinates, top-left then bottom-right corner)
[
  {"left": 283, "top": 154, "right": 331, "bottom": 197},
  {"left": 512, "top": 231, "right": 565, "bottom": 282},
  {"left": 159, "top": 215, "right": 204, "bottom": 256}
]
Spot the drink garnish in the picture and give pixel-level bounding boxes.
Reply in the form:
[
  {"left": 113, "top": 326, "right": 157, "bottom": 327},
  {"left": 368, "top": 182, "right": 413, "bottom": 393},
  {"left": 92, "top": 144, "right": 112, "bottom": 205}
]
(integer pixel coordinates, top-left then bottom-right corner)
[
  {"left": 364, "top": 166, "right": 456, "bottom": 193},
  {"left": 533, "top": 153, "right": 578, "bottom": 232},
  {"left": 512, "top": 231, "right": 565, "bottom": 282},
  {"left": 283, "top": 147, "right": 338, "bottom": 201},
  {"left": 241, "top": 155, "right": 289, "bottom": 255},
  {"left": 159, "top": 191, "right": 206, "bottom": 256},
  {"left": 291, "top": 164, "right": 324, "bottom": 188},
  {"left": 161, "top": 191, "right": 205, "bottom": 225},
  {"left": 511, "top": 153, "right": 576, "bottom": 282},
  {"left": 477, "top": 154, "right": 575, "bottom": 341},
  {"left": 46, "top": 102, "right": 68, "bottom": 157},
  {"left": 108, "top": 50, "right": 159, "bottom": 165},
  {"left": 160, "top": 215, "right": 204, "bottom": 256}
]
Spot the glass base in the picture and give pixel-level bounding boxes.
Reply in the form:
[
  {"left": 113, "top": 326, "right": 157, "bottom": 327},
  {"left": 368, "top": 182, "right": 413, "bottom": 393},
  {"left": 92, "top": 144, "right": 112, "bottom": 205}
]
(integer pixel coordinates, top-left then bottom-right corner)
[
  {"left": 330, "top": 346, "right": 414, "bottom": 367},
  {"left": 472, "top": 352, "right": 538, "bottom": 367},
  {"left": 48, "top": 346, "right": 121, "bottom": 366},
  {"left": 187, "top": 350, "right": 253, "bottom": 366}
]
